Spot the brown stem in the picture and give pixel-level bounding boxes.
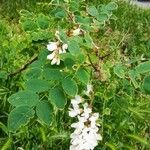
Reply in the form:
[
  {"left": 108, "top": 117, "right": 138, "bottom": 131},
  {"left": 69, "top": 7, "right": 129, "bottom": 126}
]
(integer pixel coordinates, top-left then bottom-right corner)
[
  {"left": 99, "top": 53, "right": 112, "bottom": 60},
  {"left": 87, "top": 54, "right": 97, "bottom": 71},
  {"left": 9, "top": 54, "right": 38, "bottom": 77}
]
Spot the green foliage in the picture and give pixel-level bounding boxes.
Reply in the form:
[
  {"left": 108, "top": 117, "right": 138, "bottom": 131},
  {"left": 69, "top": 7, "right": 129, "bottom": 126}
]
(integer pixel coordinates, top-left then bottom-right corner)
[
  {"left": 87, "top": 6, "right": 99, "bottom": 17},
  {"left": 25, "top": 79, "right": 50, "bottom": 93},
  {"left": 36, "top": 101, "right": 53, "bottom": 125},
  {"left": 142, "top": 75, "right": 150, "bottom": 94},
  {"left": 0, "top": 0, "right": 150, "bottom": 149},
  {"left": 135, "top": 61, "right": 150, "bottom": 74},
  {"left": 113, "top": 63, "right": 125, "bottom": 78},
  {"left": 49, "top": 87, "right": 66, "bottom": 109},
  {"left": 76, "top": 68, "right": 90, "bottom": 84},
  {"left": 62, "top": 77, "right": 78, "bottom": 97},
  {"left": 37, "top": 13, "right": 49, "bottom": 29},
  {"left": 8, "top": 106, "right": 34, "bottom": 131},
  {"left": 43, "top": 68, "right": 63, "bottom": 81},
  {"left": 0, "top": 71, "right": 8, "bottom": 79},
  {"left": 8, "top": 91, "right": 39, "bottom": 107},
  {"left": 21, "top": 19, "right": 38, "bottom": 31},
  {"left": 68, "top": 39, "right": 81, "bottom": 56}
]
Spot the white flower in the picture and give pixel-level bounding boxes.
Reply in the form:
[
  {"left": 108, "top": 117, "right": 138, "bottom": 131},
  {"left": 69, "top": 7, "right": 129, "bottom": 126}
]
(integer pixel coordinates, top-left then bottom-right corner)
[
  {"left": 71, "top": 121, "right": 84, "bottom": 129},
  {"left": 47, "top": 40, "right": 67, "bottom": 65},
  {"left": 84, "top": 84, "right": 93, "bottom": 96},
  {"left": 17, "top": 148, "right": 24, "bottom": 150},
  {"left": 89, "top": 113, "right": 100, "bottom": 128},
  {"left": 72, "top": 28, "right": 81, "bottom": 36},
  {"left": 58, "top": 43, "right": 68, "bottom": 54},
  {"left": 62, "top": 43, "right": 68, "bottom": 51},
  {"left": 69, "top": 94, "right": 102, "bottom": 150},
  {"left": 51, "top": 57, "right": 60, "bottom": 65},
  {"left": 71, "top": 95, "right": 83, "bottom": 106},
  {"left": 81, "top": 103, "right": 92, "bottom": 119},
  {"left": 47, "top": 42, "right": 58, "bottom": 51},
  {"left": 69, "top": 104, "right": 81, "bottom": 117},
  {"left": 47, "top": 52, "right": 55, "bottom": 60}
]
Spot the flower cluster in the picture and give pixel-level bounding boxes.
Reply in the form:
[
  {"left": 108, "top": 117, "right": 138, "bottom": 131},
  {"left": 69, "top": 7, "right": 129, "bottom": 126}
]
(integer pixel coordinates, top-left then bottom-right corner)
[
  {"left": 47, "top": 41, "right": 68, "bottom": 65},
  {"left": 69, "top": 85, "right": 102, "bottom": 150},
  {"left": 46, "top": 27, "right": 83, "bottom": 65},
  {"left": 47, "top": 31, "right": 68, "bottom": 65}
]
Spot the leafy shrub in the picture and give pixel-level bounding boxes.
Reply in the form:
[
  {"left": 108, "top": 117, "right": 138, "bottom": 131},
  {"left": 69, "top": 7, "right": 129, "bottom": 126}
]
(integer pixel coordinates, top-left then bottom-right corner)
[{"left": 0, "top": 0, "right": 150, "bottom": 149}]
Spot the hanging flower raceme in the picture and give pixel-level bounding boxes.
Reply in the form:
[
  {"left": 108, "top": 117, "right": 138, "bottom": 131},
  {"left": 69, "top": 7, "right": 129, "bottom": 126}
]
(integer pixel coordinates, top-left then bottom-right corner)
[
  {"left": 47, "top": 31, "right": 68, "bottom": 65},
  {"left": 69, "top": 85, "right": 102, "bottom": 150}
]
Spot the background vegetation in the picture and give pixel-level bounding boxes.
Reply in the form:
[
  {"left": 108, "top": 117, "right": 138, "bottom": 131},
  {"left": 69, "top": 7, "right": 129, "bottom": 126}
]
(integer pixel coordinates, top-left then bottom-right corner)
[{"left": 0, "top": 0, "right": 150, "bottom": 149}]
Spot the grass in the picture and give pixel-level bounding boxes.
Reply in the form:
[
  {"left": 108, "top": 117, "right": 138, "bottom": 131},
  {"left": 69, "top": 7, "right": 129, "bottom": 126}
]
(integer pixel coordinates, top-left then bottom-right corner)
[{"left": 0, "top": 0, "right": 150, "bottom": 149}]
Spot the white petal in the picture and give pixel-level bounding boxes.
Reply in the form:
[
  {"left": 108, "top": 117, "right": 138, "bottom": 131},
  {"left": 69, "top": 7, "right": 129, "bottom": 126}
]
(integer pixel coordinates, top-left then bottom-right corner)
[
  {"left": 47, "top": 52, "right": 55, "bottom": 60},
  {"left": 56, "top": 58, "right": 60, "bottom": 65},
  {"left": 69, "top": 109, "right": 79, "bottom": 117},
  {"left": 71, "top": 95, "right": 83, "bottom": 105},
  {"left": 69, "top": 111, "right": 77, "bottom": 117},
  {"left": 84, "top": 84, "right": 93, "bottom": 96},
  {"left": 96, "top": 133, "right": 102, "bottom": 141},
  {"left": 47, "top": 42, "right": 58, "bottom": 51},
  {"left": 51, "top": 58, "right": 58, "bottom": 65},
  {"left": 62, "top": 43, "right": 68, "bottom": 51},
  {"left": 59, "top": 49, "right": 63, "bottom": 54}
]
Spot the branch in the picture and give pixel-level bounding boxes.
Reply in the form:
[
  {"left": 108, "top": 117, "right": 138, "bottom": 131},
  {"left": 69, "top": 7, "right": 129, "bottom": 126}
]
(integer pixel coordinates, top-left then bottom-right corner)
[
  {"left": 9, "top": 54, "right": 38, "bottom": 77},
  {"left": 87, "top": 54, "right": 98, "bottom": 71},
  {"left": 99, "top": 53, "right": 112, "bottom": 60}
]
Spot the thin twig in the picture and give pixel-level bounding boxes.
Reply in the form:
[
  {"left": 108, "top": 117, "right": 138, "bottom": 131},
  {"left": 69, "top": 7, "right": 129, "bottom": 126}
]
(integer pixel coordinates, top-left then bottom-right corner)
[
  {"left": 9, "top": 54, "right": 38, "bottom": 77},
  {"left": 87, "top": 54, "right": 97, "bottom": 71},
  {"left": 117, "top": 29, "right": 130, "bottom": 48},
  {"left": 99, "top": 53, "right": 112, "bottom": 60}
]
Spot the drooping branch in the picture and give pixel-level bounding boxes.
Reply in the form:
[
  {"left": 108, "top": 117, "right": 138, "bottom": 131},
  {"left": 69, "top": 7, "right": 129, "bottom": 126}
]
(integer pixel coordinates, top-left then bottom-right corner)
[
  {"left": 9, "top": 54, "right": 38, "bottom": 77},
  {"left": 87, "top": 53, "right": 98, "bottom": 71}
]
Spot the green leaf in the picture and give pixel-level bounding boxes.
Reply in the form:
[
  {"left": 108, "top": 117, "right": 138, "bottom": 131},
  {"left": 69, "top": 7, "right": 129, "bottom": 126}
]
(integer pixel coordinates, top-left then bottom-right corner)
[
  {"left": 68, "top": 40, "right": 81, "bottom": 56},
  {"left": 19, "top": 10, "right": 34, "bottom": 18},
  {"left": 97, "top": 13, "right": 109, "bottom": 22},
  {"left": 49, "top": 87, "right": 66, "bottom": 109},
  {"left": 25, "top": 79, "right": 50, "bottom": 93},
  {"left": 8, "top": 91, "right": 39, "bottom": 107},
  {"left": 25, "top": 68, "right": 41, "bottom": 79},
  {"left": 62, "top": 77, "right": 78, "bottom": 96},
  {"left": 105, "top": 142, "right": 117, "bottom": 150},
  {"left": 8, "top": 106, "right": 34, "bottom": 132},
  {"left": 127, "top": 134, "right": 149, "bottom": 145},
  {"left": 87, "top": 6, "right": 99, "bottom": 17},
  {"left": 135, "top": 61, "right": 150, "bottom": 74},
  {"left": 58, "top": 30, "right": 68, "bottom": 43},
  {"left": 75, "top": 16, "right": 92, "bottom": 24},
  {"left": 76, "top": 68, "right": 90, "bottom": 84},
  {"left": 64, "top": 58, "right": 75, "bottom": 69},
  {"left": 84, "top": 33, "right": 93, "bottom": 49},
  {"left": 114, "top": 64, "right": 125, "bottom": 78},
  {"left": 21, "top": 19, "right": 37, "bottom": 31},
  {"left": 105, "top": 2, "right": 118, "bottom": 11},
  {"left": 76, "top": 54, "right": 86, "bottom": 64},
  {"left": 128, "top": 70, "right": 139, "bottom": 88},
  {"left": 0, "top": 122, "right": 8, "bottom": 135},
  {"left": 70, "top": 1, "right": 79, "bottom": 12},
  {"left": 142, "top": 75, "right": 150, "bottom": 94},
  {"left": 36, "top": 101, "right": 53, "bottom": 125},
  {"left": 0, "top": 71, "right": 8, "bottom": 79},
  {"left": 37, "top": 13, "right": 49, "bottom": 29},
  {"left": 55, "top": 9, "right": 67, "bottom": 18},
  {"left": 1, "top": 138, "right": 12, "bottom": 150},
  {"left": 43, "top": 68, "right": 62, "bottom": 81}
]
